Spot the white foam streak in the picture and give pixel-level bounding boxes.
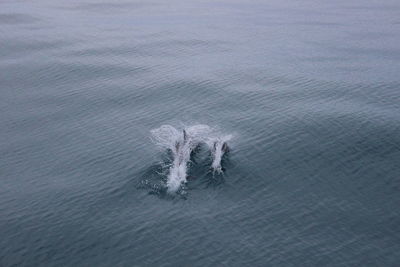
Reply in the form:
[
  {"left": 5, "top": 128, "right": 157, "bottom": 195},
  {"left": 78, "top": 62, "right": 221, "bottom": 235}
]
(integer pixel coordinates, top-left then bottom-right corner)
[
  {"left": 151, "top": 124, "right": 213, "bottom": 193},
  {"left": 208, "top": 135, "right": 232, "bottom": 173}
]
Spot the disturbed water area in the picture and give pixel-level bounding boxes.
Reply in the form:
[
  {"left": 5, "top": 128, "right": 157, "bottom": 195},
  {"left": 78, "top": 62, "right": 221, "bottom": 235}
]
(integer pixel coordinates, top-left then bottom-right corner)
[{"left": 1, "top": 0, "right": 400, "bottom": 266}]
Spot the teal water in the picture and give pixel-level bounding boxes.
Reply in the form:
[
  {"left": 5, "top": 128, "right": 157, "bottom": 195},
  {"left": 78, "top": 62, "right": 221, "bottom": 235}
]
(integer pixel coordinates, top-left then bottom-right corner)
[{"left": 1, "top": 0, "right": 400, "bottom": 266}]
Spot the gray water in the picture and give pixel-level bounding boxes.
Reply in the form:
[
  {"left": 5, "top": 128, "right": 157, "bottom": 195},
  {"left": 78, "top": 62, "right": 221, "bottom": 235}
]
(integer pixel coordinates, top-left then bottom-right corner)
[{"left": 1, "top": 0, "right": 400, "bottom": 266}]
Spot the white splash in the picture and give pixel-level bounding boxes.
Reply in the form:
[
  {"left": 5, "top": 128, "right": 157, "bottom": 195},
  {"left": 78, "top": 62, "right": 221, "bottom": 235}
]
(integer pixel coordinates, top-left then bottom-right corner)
[
  {"left": 207, "top": 135, "right": 232, "bottom": 173},
  {"left": 151, "top": 124, "right": 212, "bottom": 193}
]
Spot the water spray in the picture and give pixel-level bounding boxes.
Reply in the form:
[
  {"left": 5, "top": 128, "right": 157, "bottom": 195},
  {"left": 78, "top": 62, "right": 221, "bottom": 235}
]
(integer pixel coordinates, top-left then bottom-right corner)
[{"left": 150, "top": 124, "right": 231, "bottom": 193}]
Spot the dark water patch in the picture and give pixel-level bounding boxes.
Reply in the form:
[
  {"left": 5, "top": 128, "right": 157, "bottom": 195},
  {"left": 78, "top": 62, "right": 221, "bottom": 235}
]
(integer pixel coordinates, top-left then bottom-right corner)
[
  {"left": 0, "top": 61, "right": 149, "bottom": 91},
  {"left": 61, "top": 38, "right": 229, "bottom": 61},
  {"left": 0, "top": 39, "right": 70, "bottom": 59},
  {"left": 72, "top": 1, "right": 158, "bottom": 13},
  {"left": 302, "top": 55, "right": 351, "bottom": 63},
  {"left": 291, "top": 21, "right": 346, "bottom": 27},
  {"left": 0, "top": 13, "right": 40, "bottom": 25}
]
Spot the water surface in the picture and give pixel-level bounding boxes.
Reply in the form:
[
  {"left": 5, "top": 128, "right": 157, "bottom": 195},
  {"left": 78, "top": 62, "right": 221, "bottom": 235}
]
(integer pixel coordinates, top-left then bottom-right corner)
[{"left": 1, "top": 0, "right": 400, "bottom": 266}]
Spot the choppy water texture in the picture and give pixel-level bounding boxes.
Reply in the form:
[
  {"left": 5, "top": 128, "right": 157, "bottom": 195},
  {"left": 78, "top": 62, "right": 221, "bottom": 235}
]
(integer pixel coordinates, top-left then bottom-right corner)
[{"left": 1, "top": 0, "right": 400, "bottom": 266}]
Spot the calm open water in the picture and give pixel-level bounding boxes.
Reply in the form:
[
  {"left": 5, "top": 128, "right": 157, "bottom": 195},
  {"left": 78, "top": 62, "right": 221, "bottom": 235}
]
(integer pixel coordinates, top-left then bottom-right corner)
[{"left": 1, "top": 0, "right": 400, "bottom": 266}]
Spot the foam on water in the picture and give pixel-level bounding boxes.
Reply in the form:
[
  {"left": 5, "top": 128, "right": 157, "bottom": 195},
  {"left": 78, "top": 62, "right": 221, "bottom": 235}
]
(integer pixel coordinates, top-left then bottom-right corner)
[
  {"left": 151, "top": 124, "right": 212, "bottom": 193},
  {"left": 207, "top": 135, "right": 233, "bottom": 173},
  {"left": 150, "top": 124, "right": 232, "bottom": 193}
]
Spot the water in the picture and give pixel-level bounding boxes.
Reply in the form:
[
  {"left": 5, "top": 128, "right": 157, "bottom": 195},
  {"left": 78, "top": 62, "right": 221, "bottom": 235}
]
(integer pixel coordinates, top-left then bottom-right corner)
[
  {"left": 150, "top": 124, "right": 217, "bottom": 193},
  {"left": 1, "top": 0, "right": 400, "bottom": 266}
]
